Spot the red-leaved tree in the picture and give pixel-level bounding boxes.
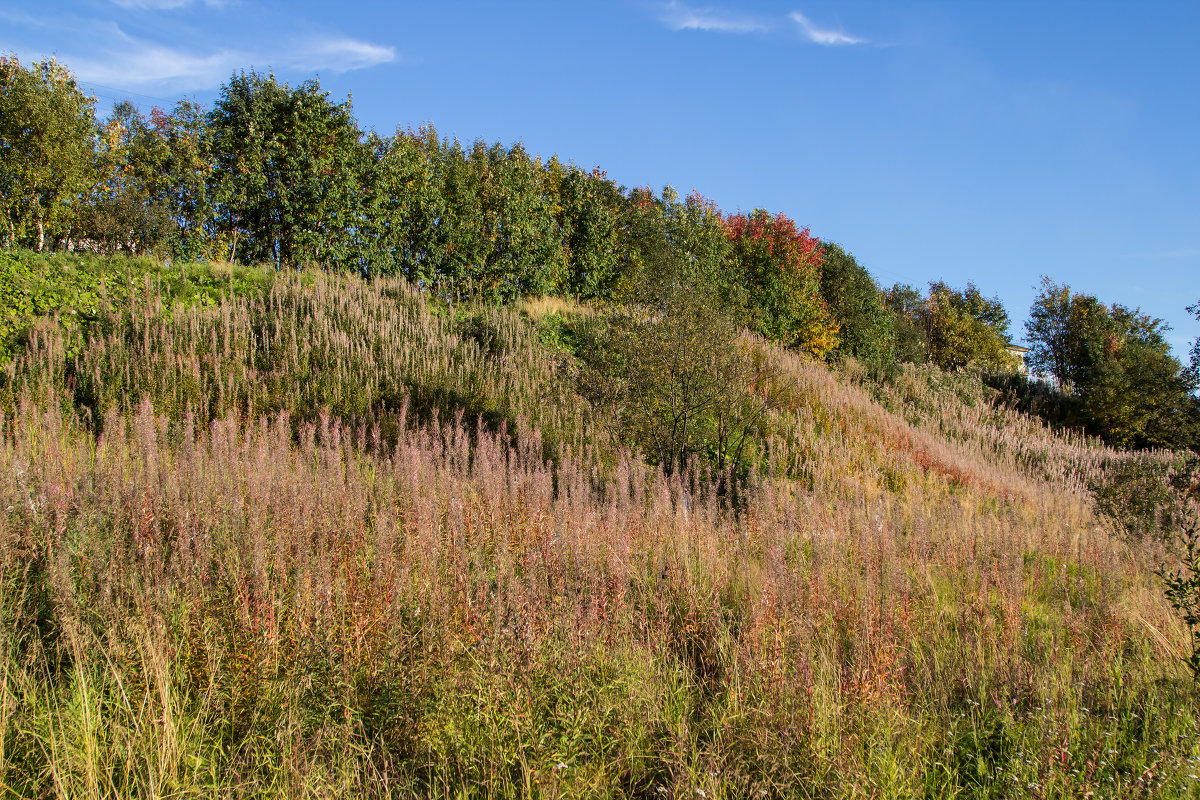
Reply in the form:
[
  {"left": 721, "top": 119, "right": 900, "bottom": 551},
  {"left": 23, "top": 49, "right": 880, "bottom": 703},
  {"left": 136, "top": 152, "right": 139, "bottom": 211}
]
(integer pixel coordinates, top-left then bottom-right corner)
[{"left": 725, "top": 209, "right": 839, "bottom": 356}]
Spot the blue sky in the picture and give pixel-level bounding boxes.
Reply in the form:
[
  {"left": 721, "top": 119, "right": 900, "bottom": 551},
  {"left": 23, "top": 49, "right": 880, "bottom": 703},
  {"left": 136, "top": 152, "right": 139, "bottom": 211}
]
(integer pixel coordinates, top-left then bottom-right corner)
[{"left": 3, "top": 0, "right": 1198, "bottom": 355}]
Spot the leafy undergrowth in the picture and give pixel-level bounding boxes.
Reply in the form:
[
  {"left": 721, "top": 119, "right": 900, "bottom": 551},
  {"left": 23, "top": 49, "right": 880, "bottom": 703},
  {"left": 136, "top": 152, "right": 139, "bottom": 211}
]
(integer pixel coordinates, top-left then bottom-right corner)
[
  {"left": 0, "top": 249, "right": 273, "bottom": 364},
  {"left": 0, "top": 258, "right": 1197, "bottom": 798}
]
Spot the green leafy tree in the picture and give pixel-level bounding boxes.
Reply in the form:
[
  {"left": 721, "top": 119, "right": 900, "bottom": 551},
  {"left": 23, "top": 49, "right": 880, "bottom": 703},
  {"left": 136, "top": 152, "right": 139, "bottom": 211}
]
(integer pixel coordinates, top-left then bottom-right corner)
[
  {"left": 616, "top": 186, "right": 736, "bottom": 306},
  {"left": 209, "top": 71, "right": 367, "bottom": 268},
  {"left": 1025, "top": 277, "right": 1111, "bottom": 390},
  {"left": 209, "top": 71, "right": 287, "bottom": 264},
  {"left": 724, "top": 209, "right": 838, "bottom": 356},
  {"left": 470, "top": 140, "right": 564, "bottom": 300},
  {"left": 553, "top": 164, "right": 622, "bottom": 299},
  {"left": 664, "top": 188, "right": 733, "bottom": 289},
  {"left": 819, "top": 242, "right": 895, "bottom": 369},
  {"left": 578, "top": 280, "right": 780, "bottom": 477},
  {"left": 0, "top": 56, "right": 97, "bottom": 251},
  {"left": 152, "top": 101, "right": 222, "bottom": 261},
  {"left": 435, "top": 139, "right": 488, "bottom": 290},
  {"left": 1079, "top": 306, "right": 1198, "bottom": 449},
  {"left": 1026, "top": 279, "right": 1200, "bottom": 449},
  {"left": 366, "top": 126, "right": 449, "bottom": 283},
  {"left": 610, "top": 186, "right": 670, "bottom": 300},
  {"left": 77, "top": 101, "right": 173, "bottom": 254},
  {"left": 77, "top": 99, "right": 220, "bottom": 261},
  {"left": 919, "top": 281, "right": 1015, "bottom": 371},
  {"left": 1084, "top": 336, "right": 1197, "bottom": 449},
  {"left": 883, "top": 283, "right": 930, "bottom": 364}
]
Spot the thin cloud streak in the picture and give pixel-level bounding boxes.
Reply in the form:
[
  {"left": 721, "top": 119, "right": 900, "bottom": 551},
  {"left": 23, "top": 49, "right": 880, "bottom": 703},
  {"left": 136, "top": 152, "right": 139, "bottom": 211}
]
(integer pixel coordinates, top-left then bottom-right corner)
[
  {"left": 306, "top": 38, "right": 396, "bottom": 71},
  {"left": 41, "top": 23, "right": 394, "bottom": 91},
  {"left": 789, "top": 11, "right": 865, "bottom": 46},
  {"left": 658, "top": 1, "right": 769, "bottom": 34},
  {"left": 654, "top": 4, "right": 867, "bottom": 45}
]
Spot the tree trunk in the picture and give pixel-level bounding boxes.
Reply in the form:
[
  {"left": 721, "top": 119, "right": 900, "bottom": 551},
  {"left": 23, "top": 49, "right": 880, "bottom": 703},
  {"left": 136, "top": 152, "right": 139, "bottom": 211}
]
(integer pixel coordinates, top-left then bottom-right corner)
[{"left": 37, "top": 218, "right": 44, "bottom": 252}]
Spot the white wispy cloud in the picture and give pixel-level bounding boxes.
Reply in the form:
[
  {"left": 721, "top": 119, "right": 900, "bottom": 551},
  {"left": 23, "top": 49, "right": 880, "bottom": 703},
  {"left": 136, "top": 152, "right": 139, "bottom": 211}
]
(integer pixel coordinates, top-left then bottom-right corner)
[
  {"left": 789, "top": 11, "right": 865, "bottom": 46},
  {"left": 304, "top": 38, "right": 396, "bottom": 73},
  {"left": 38, "top": 22, "right": 394, "bottom": 91},
  {"left": 658, "top": 1, "right": 769, "bottom": 34},
  {"left": 654, "top": 4, "right": 868, "bottom": 45}
]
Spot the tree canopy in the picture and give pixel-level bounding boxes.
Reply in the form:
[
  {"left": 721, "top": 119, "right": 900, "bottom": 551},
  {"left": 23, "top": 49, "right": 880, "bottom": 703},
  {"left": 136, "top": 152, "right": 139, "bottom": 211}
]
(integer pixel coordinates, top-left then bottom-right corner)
[
  {"left": 0, "top": 56, "right": 96, "bottom": 251},
  {"left": 818, "top": 242, "right": 894, "bottom": 369},
  {"left": 883, "top": 281, "right": 1015, "bottom": 372},
  {"left": 1025, "top": 278, "right": 1200, "bottom": 450}
]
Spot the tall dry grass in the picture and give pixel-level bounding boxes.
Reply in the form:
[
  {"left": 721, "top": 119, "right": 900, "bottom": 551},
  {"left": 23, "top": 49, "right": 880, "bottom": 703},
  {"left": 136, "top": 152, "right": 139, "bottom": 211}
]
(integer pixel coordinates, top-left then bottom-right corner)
[
  {"left": 0, "top": 269, "right": 1196, "bottom": 798},
  {"left": 1, "top": 271, "right": 599, "bottom": 463}
]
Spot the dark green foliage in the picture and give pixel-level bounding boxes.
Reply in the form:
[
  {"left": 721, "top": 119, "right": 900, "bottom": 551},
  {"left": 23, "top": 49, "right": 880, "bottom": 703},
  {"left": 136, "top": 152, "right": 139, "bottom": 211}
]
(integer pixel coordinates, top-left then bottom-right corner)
[
  {"left": 882, "top": 281, "right": 1015, "bottom": 370},
  {"left": 553, "top": 163, "right": 623, "bottom": 299},
  {"left": 1026, "top": 278, "right": 1200, "bottom": 450},
  {"left": 360, "top": 129, "right": 617, "bottom": 300},
  {"left": 462, "top": 140, "right": 565, "bottom": 300},
  {"left": 81, "top": 100, "right": 221, "bottom": 261},
  {"left": 1083, "top": 330, "right": 1199, "bottom": 450},
  {"left": 662, "top": 189, "right": 733, "bottom": 290},
  {"left": 209, "top": 71, "right": 368, "bottom": 268},
  {"left": 1088, "top": 453, "right": 1195, "bottom": 540},
  {"left": 89, "top": 101, "right": 174, "bottom": 255},
  {"left": 610, "top": 186, "right": 737, "bottom": 308},
  {"left": 890, "top": 315, "right": 929, "bottom": 366},
  {"left": 73, "top": 189, "right": 172, "bottom": 256},
  {"left": 1025, "top": 277, "right": 1097, "bottom": 389},
  {"left": 530, "top": 312, "right": 586, "bottom": 356},
  {"left": 883, "top": 283, "right": 930, "bottom": 365},
  {"left": 574, "top": 280, "right": 780, "bottom": 479},
  {"left": 818, "top": 241, "right": 895, "bottom": 370},
  {"left": 946, "top": 707, "right": 1014, "bottom": 791},
  {"left": 607, "top": 186, "right": 671, "bottom": 300},
  {"left": 148, "top": 101, "right": 220, "bottom": 260},
  {"left": 72, "top": 107, "right": 162, "bottom": 256},
  {"left": 364, "top": 126, "right": 451, "bottom": 284}
]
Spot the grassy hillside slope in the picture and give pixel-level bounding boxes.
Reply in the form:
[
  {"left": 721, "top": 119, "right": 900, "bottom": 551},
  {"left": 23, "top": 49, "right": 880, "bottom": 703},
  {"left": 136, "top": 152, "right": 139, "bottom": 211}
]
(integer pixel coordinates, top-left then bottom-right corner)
[{"left": 0, "top": 254, "right": 1197, "bottom": 798}]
